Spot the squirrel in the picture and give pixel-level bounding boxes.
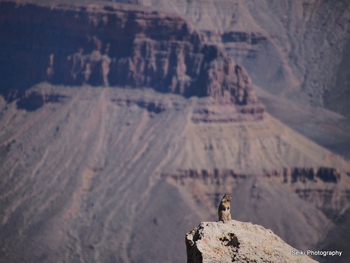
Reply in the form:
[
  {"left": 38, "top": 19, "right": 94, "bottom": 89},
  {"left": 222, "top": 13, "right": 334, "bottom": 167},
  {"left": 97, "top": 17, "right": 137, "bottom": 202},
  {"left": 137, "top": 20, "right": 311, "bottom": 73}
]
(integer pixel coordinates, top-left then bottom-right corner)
[{"left": 218, "top": 194, "right": 232, "bottom": 222}]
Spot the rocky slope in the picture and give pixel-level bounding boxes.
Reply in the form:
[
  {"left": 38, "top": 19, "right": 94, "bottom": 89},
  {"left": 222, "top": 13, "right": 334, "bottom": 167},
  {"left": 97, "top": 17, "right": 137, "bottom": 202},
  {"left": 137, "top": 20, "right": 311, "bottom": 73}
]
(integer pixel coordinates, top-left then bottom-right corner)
[
  {"left": 0, "top": 1, "right": 350, "bottom": 263},
  {"left": 318, "top": 206, "right": 350, "bottom": 263},
  {"left": 104, "top": 0, "right": 350, "bottom": 158},
  {"left": 0, "top": 84, "right": 349, "bottom": 263},
  {"left": 186, "top": 220, "right": 318, "bottom": 263}
]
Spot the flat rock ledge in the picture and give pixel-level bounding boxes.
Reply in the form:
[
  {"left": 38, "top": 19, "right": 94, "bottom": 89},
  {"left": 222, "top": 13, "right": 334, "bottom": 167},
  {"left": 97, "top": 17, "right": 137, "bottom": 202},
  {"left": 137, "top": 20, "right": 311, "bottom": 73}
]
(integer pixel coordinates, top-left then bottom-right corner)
[{"left": 186, "top": 220, "right": 318, "bottom": 263}]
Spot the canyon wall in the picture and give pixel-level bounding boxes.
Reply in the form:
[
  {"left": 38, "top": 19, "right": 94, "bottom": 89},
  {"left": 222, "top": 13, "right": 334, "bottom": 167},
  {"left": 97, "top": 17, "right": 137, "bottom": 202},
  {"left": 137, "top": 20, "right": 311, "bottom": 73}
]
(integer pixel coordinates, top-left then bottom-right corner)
[
  {"left": 116, "top": 0, "right": 350, "bottom": 117},
  {"left": 164, "top": 167, "right": 350, "bottom": 221},
  {"left": 0, "top": 1, "right": 261, "bottom": 110},
  {"left": 0, "top": 1, "right": 349, "bottom": 262}
]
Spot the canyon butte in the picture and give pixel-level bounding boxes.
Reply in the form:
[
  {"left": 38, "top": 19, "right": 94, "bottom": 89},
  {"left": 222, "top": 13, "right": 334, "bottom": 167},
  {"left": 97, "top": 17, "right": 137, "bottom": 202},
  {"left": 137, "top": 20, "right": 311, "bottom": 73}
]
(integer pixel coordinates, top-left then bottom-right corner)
[{"left": 0, "top": 0, "right": 350, "bottom": 262}]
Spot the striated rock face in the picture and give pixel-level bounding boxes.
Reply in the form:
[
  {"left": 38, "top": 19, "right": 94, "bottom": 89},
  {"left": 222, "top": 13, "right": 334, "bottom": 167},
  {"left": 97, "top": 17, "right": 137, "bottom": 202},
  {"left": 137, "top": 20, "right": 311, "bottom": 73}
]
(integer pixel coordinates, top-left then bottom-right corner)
[
  {"left": 164, "top": 167, "right": 341, "bottom": 183},
  {"left": 191, "top": 97, "right": 265, "bottom": 123},
  {"left": 119, "top": 0, "right": 350, "bottom": 117},
  {"left": 221, "top": 31, "right": 268, "bottom": 45},
  {"left": 111, "top": 97, "right": 171, "bottom": 113},
  {"left": 0, "top": 1, "right": 262, "bottom": 114},
  {"left": 186, "top": 220, "right": 318, "bottom": 263},
  {"left": 164, "top": 167, "right": 350, "bottom": 221}
]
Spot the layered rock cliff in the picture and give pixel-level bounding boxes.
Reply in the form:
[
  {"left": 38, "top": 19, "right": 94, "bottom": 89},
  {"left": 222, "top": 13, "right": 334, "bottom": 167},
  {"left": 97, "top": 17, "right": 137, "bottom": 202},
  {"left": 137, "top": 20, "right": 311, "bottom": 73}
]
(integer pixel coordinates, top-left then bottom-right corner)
[
  {"left": 103, "top": 0, "right": 350, "bottom": 160},
  {"left": 0, "top": 1, "right": 262, "bottom": 114},
  {"left": 111, "top": 0, "right": 350, "bottom": 118},
  {"left": 0, "top": 1, "right": 349, "bottom": 263},
  {"left": 165, "top": 166, "right": 350, "bottom": 222}
]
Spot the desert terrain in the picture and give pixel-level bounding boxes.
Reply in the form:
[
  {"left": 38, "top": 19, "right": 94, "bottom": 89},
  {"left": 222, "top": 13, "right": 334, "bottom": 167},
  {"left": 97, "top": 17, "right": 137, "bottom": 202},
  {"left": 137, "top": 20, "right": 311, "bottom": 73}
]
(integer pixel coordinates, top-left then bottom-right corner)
[{"left": 0, "top": 0, "right": 349, "bottom": 262}]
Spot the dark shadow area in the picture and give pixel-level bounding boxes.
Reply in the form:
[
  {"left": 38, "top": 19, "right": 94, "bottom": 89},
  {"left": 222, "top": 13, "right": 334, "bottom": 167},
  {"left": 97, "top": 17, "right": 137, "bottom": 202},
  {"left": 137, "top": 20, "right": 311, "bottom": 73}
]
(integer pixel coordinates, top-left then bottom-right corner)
[{"left": 16, "top": 92, "right": 67, "bottom": 111}]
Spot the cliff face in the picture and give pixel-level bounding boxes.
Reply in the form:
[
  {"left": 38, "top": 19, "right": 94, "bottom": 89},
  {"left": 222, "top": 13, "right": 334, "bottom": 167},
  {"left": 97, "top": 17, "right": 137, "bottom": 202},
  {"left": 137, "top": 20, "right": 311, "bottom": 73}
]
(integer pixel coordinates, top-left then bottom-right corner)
[
  {"left": 165, "top": 167, "right": 350, "bottom": 222},
  {"left": 0, "top": 1, "right": 261, "bottom": 110},
  {"left": 115, "top": 0, "right": 350, "bottom": 117},
  {"left": 107, "top": 0, "right": 350, "bottom": 160},
  {"left": 0, "top": 1, "right": 350, "bottom": 263}
]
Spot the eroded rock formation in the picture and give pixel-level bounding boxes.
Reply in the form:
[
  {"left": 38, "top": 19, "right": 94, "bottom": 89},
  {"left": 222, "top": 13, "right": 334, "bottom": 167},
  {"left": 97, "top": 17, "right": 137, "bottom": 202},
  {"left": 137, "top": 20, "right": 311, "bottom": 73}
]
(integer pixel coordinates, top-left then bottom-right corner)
[
  {"left": 186, "top": 221, "right": 318, "bottom": 263},
  {"left": 164, "top": 167, "right": 350, "bottom": 222},
  {"left": 0, "top": 1, "right": 262, "bottom": 114},
  {"left": 15, "top": 91, "right": 66, "bottom": 111},
  {"left": 164, "top": 167, "right": 341, "bottom": 184}
]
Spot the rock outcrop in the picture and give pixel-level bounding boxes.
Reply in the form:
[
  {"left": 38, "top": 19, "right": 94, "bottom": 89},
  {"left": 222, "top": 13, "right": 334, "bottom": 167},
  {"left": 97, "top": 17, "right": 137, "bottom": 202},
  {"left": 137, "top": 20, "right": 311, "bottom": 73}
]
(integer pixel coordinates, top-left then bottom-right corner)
[
  {"left": 164, "top": 167, "right": 341, "bottom": 183},
  {"left": 186, "top": 220, "right": 318, "bottom": 263},
  {"left": 0, "top": 1, "right": 263, "bottom": 114},
  {"left": 15, "top": 90, "right": 66, "bottom": 111}
]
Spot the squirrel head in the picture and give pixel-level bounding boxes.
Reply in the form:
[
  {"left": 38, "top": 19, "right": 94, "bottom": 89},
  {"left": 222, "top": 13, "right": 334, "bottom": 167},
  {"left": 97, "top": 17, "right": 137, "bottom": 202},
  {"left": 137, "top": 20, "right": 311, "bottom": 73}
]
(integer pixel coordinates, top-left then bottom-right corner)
[{"left": 221, "top": 194, "right": 232, "bottom": 202}]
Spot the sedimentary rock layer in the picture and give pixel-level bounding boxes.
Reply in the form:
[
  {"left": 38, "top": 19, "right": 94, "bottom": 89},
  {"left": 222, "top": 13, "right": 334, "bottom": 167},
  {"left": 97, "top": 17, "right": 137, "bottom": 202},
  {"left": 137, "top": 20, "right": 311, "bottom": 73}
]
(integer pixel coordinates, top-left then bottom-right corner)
[{"left": 0, "top": 1, "right": 260, "bottom": 109}]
